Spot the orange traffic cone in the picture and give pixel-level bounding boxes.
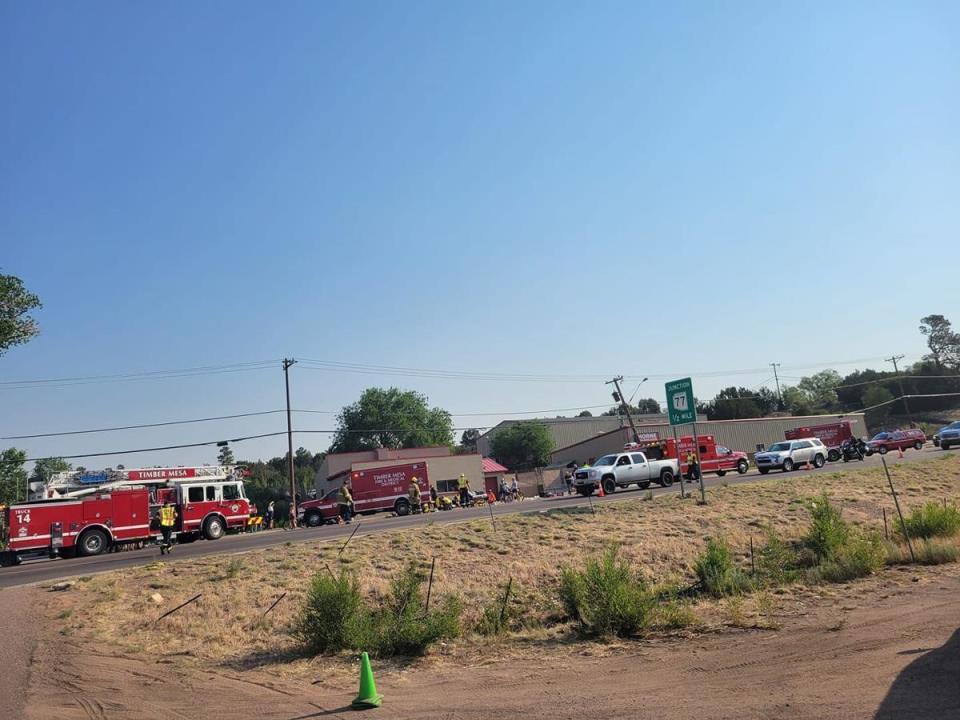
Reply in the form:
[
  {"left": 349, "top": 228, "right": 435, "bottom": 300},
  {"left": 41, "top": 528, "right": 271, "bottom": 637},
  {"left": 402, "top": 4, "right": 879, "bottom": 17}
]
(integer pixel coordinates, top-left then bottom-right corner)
[{"left": 597, "top": 483, "right": 605, "bottom": 497}]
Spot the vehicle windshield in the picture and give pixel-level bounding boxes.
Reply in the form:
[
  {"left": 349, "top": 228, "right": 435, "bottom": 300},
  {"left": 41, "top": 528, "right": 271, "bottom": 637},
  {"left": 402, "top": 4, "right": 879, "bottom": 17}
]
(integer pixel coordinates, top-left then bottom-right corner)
[
  {"left": 767, "top": 442, "right": 791, "bottom": 452},
  {"left": 593, "top": 455, "right": 617, "bottom": 466},
  {"left": 871, "top": 433, "right": 890, "bottom": 441},
  {"left": 945, "top": 422, "right": 960, "bottom": 430}
]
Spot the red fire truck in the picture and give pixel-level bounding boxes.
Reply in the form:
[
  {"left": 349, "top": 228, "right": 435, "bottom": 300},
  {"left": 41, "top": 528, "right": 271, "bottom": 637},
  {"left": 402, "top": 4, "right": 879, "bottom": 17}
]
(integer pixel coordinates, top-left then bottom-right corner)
[
  {"left": 297, "top": 462, "right": 429, "bottom": 527},
  {"left": 626, "top": 435, "right": 750, "bottom": 479},
  {"left": 784, "top": 421, "right": 855, "bottom": 462},
  {"left": 1, "top": 465, "right": 252, "bottom": 565}
]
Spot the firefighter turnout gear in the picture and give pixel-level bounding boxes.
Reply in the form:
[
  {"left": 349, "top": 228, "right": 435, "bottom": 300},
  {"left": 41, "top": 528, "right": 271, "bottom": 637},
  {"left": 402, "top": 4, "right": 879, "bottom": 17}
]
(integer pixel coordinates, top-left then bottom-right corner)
[
  {"left": 159, "top": 503, "right": 177, "bottom": 555},
  {"left": 458, "top": 474, "right": 470, "bottom": 507},
  {"left": 338, "top": 485, "right": 354, "bottom": 524}
]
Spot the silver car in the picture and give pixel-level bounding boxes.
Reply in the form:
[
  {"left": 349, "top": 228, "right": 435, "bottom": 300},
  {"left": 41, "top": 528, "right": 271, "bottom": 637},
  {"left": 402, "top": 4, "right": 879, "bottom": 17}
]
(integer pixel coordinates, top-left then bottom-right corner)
[{"left": 754, "top": 438, "right": 828, "bottom": 474}]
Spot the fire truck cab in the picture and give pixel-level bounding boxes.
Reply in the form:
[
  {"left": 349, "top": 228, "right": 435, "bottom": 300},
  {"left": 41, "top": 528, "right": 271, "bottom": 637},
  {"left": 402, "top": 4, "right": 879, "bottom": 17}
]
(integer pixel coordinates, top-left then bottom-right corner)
[{"left": 626, "top": 435, "right": 750, "bottom": 479}]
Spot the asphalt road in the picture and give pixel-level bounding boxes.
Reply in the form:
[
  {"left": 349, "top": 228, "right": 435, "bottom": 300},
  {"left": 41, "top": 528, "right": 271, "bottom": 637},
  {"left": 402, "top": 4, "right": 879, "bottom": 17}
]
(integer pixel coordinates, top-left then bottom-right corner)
[{"left": 1, "top": 445, "right": 949, "bottom": 589}]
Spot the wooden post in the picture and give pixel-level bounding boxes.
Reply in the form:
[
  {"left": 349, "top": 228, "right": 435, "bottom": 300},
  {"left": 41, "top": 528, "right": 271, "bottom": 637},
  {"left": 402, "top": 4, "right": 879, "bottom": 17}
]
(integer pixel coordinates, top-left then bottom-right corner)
[
  {"left": 498, "top": 577, "right": 513, "bottom": 629},
  {"left": 881, "top": 456, "right": 915, "bottom": 562},
  {"left": 882, "top": 508, "right": 889, "bottom": 540},
  {"left": 261, "top": 592, "right": 287, "bottom": 620},
  {"left": 750, "top": 536, "right": 756, "bottom": 575},
  {"left": 337, "top": 521, "right": 361, "bottom": 558},
  {"left": 155, "top": 593, "right": 202, "bottom": 623},
  {"left": 424, "top": 557, "right": 437, "bottom": 613}
]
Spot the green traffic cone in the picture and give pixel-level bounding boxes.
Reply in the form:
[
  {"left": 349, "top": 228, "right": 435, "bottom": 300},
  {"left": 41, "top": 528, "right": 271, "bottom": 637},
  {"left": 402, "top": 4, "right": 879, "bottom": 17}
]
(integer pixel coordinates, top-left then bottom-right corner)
[{"left": 351, "top": 652, "right": 383, "bottom": 709}]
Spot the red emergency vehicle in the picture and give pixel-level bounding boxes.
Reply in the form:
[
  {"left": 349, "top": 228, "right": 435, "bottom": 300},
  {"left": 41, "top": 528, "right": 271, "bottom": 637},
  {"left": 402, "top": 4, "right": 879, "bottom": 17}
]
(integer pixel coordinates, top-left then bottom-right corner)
[
  {"left": 297, "top": 462, "right": 429, "bottom": 527},
  {"left": 785, "top": 421, "right": 855, "bottom": 462},
  {"left": 626, "top": 435, "right": 750, "bottom": 479},
  {"left": 1, "top": 465, "right": 251, "bottom": 565}
]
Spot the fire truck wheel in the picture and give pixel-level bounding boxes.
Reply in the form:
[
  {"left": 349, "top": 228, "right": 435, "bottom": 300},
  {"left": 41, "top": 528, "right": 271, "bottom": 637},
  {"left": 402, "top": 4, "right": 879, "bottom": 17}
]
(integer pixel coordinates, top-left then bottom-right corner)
[
  {"left": 77, "top": 528, "right": 109, "bottom": 557},
  {"left": 395, "top": 498, "right": 411, "bottom": 516},
  {"left": 737, "top": 460, "right": 749, "bottom": 474},
  {"left": 203, "top": 516, "right": 226, "bottom": 540},
  {"left": 304, "top": 510, "right": 324, "bottom": 527}
]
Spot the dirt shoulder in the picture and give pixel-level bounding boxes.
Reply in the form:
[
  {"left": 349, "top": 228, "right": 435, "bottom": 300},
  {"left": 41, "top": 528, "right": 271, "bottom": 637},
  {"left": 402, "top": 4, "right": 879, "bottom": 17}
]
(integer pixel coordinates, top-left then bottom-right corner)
[
  {"left": 23, "top": 565, "right": 960, "bottom": 719},
  {"left": 0, "top": 585, "right": 41, "bottom": 720}
]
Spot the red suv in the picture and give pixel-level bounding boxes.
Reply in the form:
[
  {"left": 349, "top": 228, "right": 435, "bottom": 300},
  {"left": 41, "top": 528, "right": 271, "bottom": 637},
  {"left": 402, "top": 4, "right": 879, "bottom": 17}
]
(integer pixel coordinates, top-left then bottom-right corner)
[{"left": 865, "top": 429, "right": 926, "bottom": 456}]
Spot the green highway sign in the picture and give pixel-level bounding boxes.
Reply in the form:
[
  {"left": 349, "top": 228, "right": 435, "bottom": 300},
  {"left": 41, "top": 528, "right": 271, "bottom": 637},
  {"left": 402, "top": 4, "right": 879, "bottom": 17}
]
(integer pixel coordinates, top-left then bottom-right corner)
[{"left": 665, "top": 377, "right": 696, "bottom": 425}]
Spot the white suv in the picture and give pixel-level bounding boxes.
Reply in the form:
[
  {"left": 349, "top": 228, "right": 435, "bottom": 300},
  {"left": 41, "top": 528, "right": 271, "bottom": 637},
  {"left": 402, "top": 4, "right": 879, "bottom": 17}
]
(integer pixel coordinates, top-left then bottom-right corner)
[{"left": 754, "top": 438, "right": 828, "bottom": 474}]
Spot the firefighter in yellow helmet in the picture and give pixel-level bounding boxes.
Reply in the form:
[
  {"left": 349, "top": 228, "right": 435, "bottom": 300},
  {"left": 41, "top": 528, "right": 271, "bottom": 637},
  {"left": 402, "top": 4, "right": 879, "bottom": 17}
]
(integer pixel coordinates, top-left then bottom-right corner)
[
  {"left": 159, "top": 500, "right": 177, "bottom": 555},
  {"left": 686, "top": 450, "right": 700, "bottom": 483},
  {"left": 457, "top": 473, "right": 469, "bottom": 507},
  {"left": 408, "top": 476, "right": 422, "bottom": 513}
]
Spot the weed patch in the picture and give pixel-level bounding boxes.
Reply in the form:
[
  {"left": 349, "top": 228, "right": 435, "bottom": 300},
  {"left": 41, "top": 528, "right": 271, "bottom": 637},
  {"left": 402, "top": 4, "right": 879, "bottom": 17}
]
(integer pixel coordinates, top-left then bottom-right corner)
[
  {"left": 695, "top": 538, "right": 751, "bottom": 597},
  {"left": 899, "top": 502, "right": 960, "bottom": 540}
]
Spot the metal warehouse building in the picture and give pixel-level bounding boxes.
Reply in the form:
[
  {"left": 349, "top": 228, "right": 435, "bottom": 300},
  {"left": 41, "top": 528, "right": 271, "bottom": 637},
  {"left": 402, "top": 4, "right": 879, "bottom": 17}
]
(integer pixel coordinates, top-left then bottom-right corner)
[
  {"left": 477, "top": 413, "right": 706, "bottom": 458},
  {"left": 547, "top": 413, "right": 868, "bottom": 467}
]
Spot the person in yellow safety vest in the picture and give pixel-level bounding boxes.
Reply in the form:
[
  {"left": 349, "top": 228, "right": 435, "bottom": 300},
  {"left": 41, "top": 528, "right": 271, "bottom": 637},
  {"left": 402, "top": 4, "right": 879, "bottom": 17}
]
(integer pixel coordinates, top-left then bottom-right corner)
[
  {"left": 159, "top": 500, "right": 177, "bottom": 555},
  {"left": 457, "top": 473, "right": 470, "bottom": 507},
  {"left": 408, "top": 477, "right": 422, "bottom": 513},
  {"left": 338, "top": 483, "right": 355, "bottom": 524},
  {"left": 685, "top": 450, "right": 700, "bottom": 483}
]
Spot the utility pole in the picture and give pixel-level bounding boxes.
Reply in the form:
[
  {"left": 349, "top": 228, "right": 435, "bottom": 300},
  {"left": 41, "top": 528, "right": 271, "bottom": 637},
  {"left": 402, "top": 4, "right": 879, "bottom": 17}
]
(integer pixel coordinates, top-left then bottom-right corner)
[
  {"left": 607, "top": 376, "right": 640, "bottom": 443},
  {"left": 283, "top": 358, "right": 298, "bottom": 526},
  {"left": 770, "top": 363, "right": 783, "bottom": 408},
  {"left": 885, "top": 354, "right": 913, "bottom": 426}
]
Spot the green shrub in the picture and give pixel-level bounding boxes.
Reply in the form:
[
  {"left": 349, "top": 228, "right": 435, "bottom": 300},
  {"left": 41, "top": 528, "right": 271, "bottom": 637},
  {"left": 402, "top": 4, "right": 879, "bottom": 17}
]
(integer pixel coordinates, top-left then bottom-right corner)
[
  {"left": 293, "top": 570, "right": 366, "bottom": 654},
  {"left": 694, "top": 538, "right": 751, "bottom": 597},
  {"left": 803, "top": 494, "right": 849, "bottom": 561},
  {"left": 559, "top": 546, "right": 653, "bottom": 638},
  {"left": 756, "top": 529, "right": 801, "bottom": 585},
  {"left": 293, "top": 563, "right": 462, "bottom": 657},
  {"left": 886, "top": 538, "right": 960, "bottom": 565},
  {"left": 814, "top": 532, "right": 885, "bottom": 583},
  {"left": 476, "top": 581, "right": 516, "bottom": 636},
  {"left": 650, "top": 600, "right": 698, "bottom": 629},
  {"left": 368, "top": 562, "right": 462, "bottom": 656},
  {"left": 899, "top": 502, "right": 960, "bottom": 540},
  {"left": 224, "top": 558, "right": 244, "bottom": 578}
]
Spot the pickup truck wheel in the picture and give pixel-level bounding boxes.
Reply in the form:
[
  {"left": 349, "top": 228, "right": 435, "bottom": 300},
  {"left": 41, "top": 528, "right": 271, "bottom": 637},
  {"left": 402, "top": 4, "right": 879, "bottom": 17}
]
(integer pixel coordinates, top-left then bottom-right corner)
[
  {"left": 304, "top": 510, "right": 323, "bottom": 527},
  {"left": 716, "top": 470, "right": 726, "bottom": 478},
  {"left": 601, "top": 478, "right": 616, "bottom": 495},
  {"left": 827, "top": 450, "right": 840, "bottom": 462},
  {"left": 77, "top": 528, "right": 109, "bottom": 557},
  {"left": 782, "top": 458, "right": 794, "bottom": 472},
  {"left": 395, "top": 498, "right": 411, "bottom": 516},
  {"left": 577, "top": 485, "right": 594, "bottom": 497},
  {"left": 638, "top": 481, "right": 651, "bottom": 489},
  {"left": 913, "top": 440, "right": 923, "bottom": 451},
  {"left": 878, "top": 446, "right": 888, "bottom": 455},
  {"left": 659, "top": 469, "right": 674, "bottom": 487},
  {"left": 737, "top": 460, "right": 749, "bottom": 474},
  {"left": 203, "top": 516, "right": 225, "bottom": 540},
  {"left": 813, "top": 454, "right": 825, "bottom": 468}
]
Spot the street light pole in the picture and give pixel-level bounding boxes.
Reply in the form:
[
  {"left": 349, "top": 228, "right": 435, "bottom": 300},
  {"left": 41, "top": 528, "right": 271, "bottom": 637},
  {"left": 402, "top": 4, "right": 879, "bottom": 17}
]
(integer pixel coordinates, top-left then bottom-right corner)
[
  {"left": 885, "top": 354, "right": 913, "bottom": 426},
  {"left": 283, "top": 358, "right": 298, "bottom": 526},
  {"left": 770, "top": 362, "right": 783, "bottom": 408}
]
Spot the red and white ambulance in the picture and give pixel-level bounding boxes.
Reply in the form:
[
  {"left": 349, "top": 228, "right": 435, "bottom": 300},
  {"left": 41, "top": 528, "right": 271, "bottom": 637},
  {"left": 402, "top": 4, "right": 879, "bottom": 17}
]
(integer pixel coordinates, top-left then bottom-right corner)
[
  {"left": 1, "top": 465, "right": 251, "bottom": 565},
  {"left": 297, "top": 461, "right": 429, "bottom": 527},
  {"left": 626, "top": 435, "right": 750, "bottom": 479}
]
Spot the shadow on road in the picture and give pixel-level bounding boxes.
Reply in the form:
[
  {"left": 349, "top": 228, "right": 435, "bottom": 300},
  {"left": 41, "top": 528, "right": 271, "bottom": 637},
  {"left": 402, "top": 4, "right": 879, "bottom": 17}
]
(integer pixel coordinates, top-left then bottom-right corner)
[{"left": 874, "top": 628, "right": 960, "bottom": 719}]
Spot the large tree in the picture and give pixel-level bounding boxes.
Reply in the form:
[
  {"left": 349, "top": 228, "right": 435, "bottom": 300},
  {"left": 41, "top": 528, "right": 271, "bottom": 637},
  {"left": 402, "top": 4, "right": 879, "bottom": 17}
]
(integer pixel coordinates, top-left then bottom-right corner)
[
  {"left": 0, "top": 448, "right": 28, "bottom": 505},
  {"left": 861, "top": 385, "right": 894, "bottom": 420},
  {"left": 490, "top": 422, "right": 553, "bottom": 471},
  {"left": 29, "top": 457, "right": 71, "bottom": 483},
  {"left": 0, "top": 273, "right": 42, "bottom": 356},
  {"left": 601, "top": 399, "right": 660, "bottom": 416},
  {"left": 459, "top": 428, "right": 481, "bottom": 453},
  {"left": 797, "top": 369, "right": 842, "bottom": 411},
  {"left": 919, "top": 314, "right": 960, "bottom": 369},
  {"left": 329, "top": 387, "right": 453, "bottom": 453}
]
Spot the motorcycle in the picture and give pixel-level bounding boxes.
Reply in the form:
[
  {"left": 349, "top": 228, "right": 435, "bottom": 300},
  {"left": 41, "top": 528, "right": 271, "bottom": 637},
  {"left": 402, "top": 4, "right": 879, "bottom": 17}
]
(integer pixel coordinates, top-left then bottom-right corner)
[{"left": 841, "top": 438, "right": 867, "bottom": 462}]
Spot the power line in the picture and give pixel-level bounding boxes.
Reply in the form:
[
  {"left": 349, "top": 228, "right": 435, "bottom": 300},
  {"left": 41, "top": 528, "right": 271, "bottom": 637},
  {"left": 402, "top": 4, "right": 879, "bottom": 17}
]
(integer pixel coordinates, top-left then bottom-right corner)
[{"left": 0, "top": 360, "right": 281, "bottom": 390}]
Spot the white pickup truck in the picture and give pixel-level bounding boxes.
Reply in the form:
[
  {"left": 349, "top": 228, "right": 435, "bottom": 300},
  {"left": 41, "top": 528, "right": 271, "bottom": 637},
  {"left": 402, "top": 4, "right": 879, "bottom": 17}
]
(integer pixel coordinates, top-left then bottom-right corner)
[{"left": 572, "top": 451, "right": 679, "bottom": 496}]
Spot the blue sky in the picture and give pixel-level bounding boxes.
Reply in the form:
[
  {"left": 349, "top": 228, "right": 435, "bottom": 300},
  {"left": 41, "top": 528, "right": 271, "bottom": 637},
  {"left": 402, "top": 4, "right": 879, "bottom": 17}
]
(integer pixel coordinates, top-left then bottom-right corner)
[{"left": 2, "top": 1, "right": 958, "bottom": 468}]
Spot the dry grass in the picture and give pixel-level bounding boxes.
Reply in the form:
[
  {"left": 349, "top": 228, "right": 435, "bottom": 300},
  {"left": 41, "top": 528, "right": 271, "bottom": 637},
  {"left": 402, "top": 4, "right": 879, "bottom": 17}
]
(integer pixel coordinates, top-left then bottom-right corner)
[{"left": 43, "top": 454, "right": 960, "bottom": 680}]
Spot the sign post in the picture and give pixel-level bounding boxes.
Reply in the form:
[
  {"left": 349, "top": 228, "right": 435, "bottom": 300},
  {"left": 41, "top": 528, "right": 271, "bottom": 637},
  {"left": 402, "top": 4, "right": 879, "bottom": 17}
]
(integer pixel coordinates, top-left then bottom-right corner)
[{"left": 665, "top": 378, "right": 704, "bottom": 502}]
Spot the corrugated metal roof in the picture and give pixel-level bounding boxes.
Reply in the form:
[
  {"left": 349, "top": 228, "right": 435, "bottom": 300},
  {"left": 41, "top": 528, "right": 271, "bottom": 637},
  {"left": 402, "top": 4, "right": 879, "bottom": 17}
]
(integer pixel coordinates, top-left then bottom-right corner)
[{"left": 481, "top": 458, "right": 508, "bottom": 474}]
